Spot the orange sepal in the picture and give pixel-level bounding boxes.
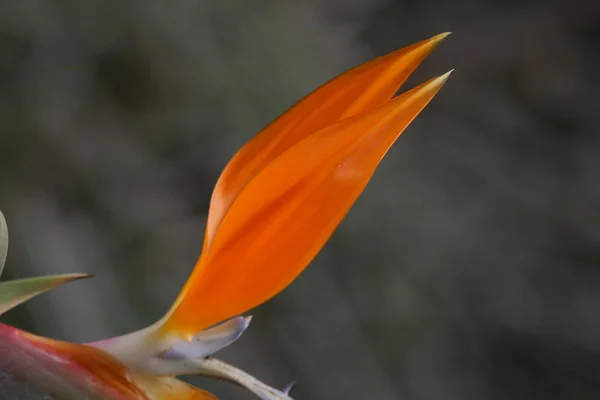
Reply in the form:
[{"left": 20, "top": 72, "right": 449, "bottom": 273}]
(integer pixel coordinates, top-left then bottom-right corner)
[
  {"left": 165, "top": 70, "right": 452, "bottom": 335},
  {"left": 202, "top": 32, "right": 450, "bottom": 252}
]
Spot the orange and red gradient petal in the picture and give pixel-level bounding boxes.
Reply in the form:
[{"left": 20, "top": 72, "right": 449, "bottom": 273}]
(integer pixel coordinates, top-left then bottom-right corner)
[
  {"left": 165, "top": 71, "right": 452, "bottom": 335},
  {"left": 0, "top": 323, "right": 216, "bottom": 400},
  {"left": 202, "top": 33, "right": 450, "bottom": 251}
]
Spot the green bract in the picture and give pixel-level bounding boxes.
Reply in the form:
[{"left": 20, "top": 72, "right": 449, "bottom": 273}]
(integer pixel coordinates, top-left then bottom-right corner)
[
  {"left": 0, "top": 210, "right": 8, "bottom": 277},
  {"left": 0, "top": 210, "right": 90, "bottom": 316}
]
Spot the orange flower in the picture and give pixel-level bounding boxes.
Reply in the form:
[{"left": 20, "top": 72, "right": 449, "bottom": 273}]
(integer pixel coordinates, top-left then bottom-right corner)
[
  {"left": 162, "top": 32, "right": 452, "bottom": 337},
  {"left": 0, "top": 33, "right": 452, "bottom": 399}
]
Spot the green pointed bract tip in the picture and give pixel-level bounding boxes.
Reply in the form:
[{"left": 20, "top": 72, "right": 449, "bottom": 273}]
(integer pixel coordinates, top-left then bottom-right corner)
[
  {"left": 0, "top": 273, "right": 91, "bottom": 316},
  {"left": 0, "top": 210, "right": 8, "bottom": 278}
]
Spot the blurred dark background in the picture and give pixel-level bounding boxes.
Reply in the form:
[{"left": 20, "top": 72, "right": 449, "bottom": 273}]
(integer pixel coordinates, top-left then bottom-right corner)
[{"left": 1, "top": 0, "right": 599, "bottom": 399}]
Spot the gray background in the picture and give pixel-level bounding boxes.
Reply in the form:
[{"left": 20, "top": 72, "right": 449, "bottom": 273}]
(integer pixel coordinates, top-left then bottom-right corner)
[{"left": 1, "top": 0, "right": 599, "bottom": 399}]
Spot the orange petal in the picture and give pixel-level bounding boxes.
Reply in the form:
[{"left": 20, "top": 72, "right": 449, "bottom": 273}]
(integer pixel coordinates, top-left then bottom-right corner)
[
  {"left": 202, "top": 33, "right": 450, "bottom": 252},
  {"left": 165, "top": 71, "right": 452, "bottom": 335}
]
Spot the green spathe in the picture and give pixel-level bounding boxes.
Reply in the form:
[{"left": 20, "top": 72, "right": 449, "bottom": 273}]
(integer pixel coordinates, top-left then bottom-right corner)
[
  {"left": 0, "top": 274, "right": 91, "bottom": 316},
  {"left": 0, "top": 210, "right": 8, "bottom": 277}
]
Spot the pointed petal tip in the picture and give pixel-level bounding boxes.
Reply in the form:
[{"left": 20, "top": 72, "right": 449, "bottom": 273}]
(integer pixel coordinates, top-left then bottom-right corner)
[
  {"left": 434, "top": 31, "right": 452, "bottom": 40},
  {"left": 423, "top": 31, "right": 451, "bottom": 48},
  {"left": 439, "top": 69, "right": 454, "bottom": 84},
  {"left": 156, "top": 315, "right": 253, "bottom": 365},
  {"left": 403, "top": 32, "right": 451, "bottom": 57},
  {"left": 425, "top": 69, "right": 454, "bottom": 90},
  {"left": 282, "top": 381, "right": 297, "bottom": 395},
  {"left": 380, "top": 33, "right": 449, "bottom": 78},
  {"left": 234, "top": 314, "right": 253, "bottom": 332},
  {"left": 400, "top": 69, "right": 453, "bottom": 103}
]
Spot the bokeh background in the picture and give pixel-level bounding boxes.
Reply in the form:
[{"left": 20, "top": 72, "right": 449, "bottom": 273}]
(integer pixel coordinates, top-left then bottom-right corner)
[{"left": 1, "top": 0, "right": 599, "bottom": 399}]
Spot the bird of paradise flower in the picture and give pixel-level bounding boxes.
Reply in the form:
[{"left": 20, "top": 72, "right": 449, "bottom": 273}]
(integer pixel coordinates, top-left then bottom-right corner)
[{"left": 0, "top": 32, "right": 452, "bottom": 400}]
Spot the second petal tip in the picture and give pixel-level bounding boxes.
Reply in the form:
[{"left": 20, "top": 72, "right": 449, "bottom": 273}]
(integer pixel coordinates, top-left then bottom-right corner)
[
  {"left": 439, "top": 69, "right": 454, "bottom": 83},
  {"left": 423, "top": 32, "right": 452, "bottom": 49},
  {"left": 427, "top": 69, "right": 454, "bottom": 89},
  {"left": 434, "top": 31, "right": 452, "bottom": 40}
]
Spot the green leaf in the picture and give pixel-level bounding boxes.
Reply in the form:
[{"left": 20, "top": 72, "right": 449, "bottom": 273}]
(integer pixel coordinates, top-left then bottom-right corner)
[
  {"left": 0, "top": 274, "right": 91, "bottom": 316},
  {"left": 0, "top": 210, "right": 8, "bottom": 278}
]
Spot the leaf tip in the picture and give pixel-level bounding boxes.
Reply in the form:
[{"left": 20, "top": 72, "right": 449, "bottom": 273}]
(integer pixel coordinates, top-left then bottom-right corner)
[{"left": 65, "top": 273, "right": 93, "bottom": 282}]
